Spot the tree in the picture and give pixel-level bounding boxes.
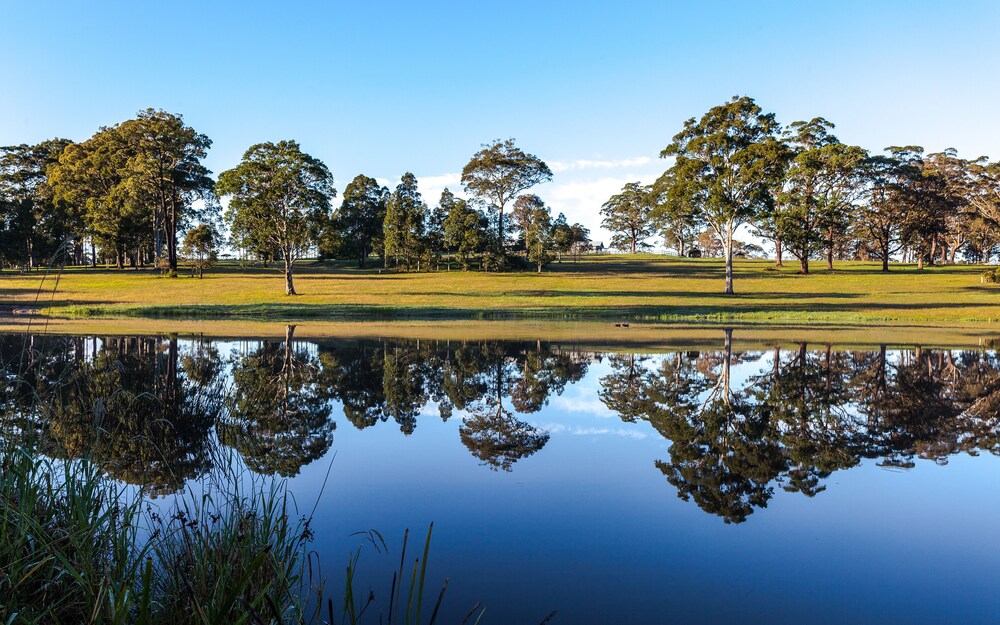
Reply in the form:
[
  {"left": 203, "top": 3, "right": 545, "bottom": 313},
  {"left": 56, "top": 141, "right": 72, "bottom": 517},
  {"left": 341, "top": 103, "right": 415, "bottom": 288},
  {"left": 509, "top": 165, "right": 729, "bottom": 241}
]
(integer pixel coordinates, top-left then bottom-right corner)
[
  {"left": 216, "top": 140, "right": 335, "bottom": 295},
  {"left": 331, "top": 174, "right": 387, "bottom": 268},
  {"left": 892, "top": 146, "right": 958, "bottom": 270},
  {"left": 383, "top": 173, "right": 427, "bottom": 270},
  {"left": 660, "top": 96, "right": 785, "bottom": 294},
  {"left": 651, "top": 169, "right": 700, "bottom": 257},
  {"left": 427, "top": 189, "right": 454, "bottom": 270},
  {"left": 0, "top": 139, "right": 73, "bottom": 269},
  {"left": 511, "top": 194, "right": 544, "bottom": 252},
  {"left": 443, "top": 197, "right": 486, "bottom": 270},
  {"left": 856, "top": 153, "right": 909, "bottom": 271},
  {"left": 524, "top": 200, "right": 553, "bottom": 272},
  {"left": 49, "top": 129, "right": 146, "bottom": 269},
  {"left": 181, "top": 223, "right": 219, "bottom": 278},
  {"left": 115, "top": 109, "right": 214, "bottom": 270},
  {"left": 601, "top": 182, "right": 655, "bottom": 254},
  {"left": 778, "top": 118, "right": 867, "bottom": 273},
  {"left": 461, "top": 139, "right": 552, "bottom": 256}
]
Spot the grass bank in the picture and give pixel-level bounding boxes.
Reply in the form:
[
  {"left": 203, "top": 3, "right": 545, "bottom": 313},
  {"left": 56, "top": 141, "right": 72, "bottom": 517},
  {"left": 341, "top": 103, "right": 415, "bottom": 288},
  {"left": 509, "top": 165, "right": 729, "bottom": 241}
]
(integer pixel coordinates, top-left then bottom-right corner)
[{"left": 3, "top": 255, "right": 1000, "bottom": 324}]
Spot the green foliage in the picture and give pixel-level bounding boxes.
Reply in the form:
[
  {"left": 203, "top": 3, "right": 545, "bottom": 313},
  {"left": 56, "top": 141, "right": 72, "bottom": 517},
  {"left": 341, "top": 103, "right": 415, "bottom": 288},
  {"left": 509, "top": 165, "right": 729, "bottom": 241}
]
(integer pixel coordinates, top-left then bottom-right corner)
[
  {"left": 461, "top": 139, "right": 552, "bottom": 252},
  {"left": 383, "top": 173, "right": 427, "bottom": 271},
  {"left": 328, "top": 174, "right": 388, "bottom": 268},
  {"left": 443, "top": 197, "right": 487, "bottom": 271},
  {"left": 660, "top": 96, "right": 785, "bottom": 294},
  {"left": 216, "top": 140, "right": 335, "bottom": 295},
  {"left": 601, "top": 181, "right": 654, "bottom": 253},
  {"left": 181, "top": 223, "right": 219, "bottom": 278},
  {"left": 777, "top": 118, "right": 867, "bottom": 273},
  {"left": 524, "top": 200, "right": 553, "bottom": 272},
  {"left": 46, "top": 109, "right": 213, "bottom": 270},
  {"left": 0, "top": 139, "right": 74, "bottom": 269}
]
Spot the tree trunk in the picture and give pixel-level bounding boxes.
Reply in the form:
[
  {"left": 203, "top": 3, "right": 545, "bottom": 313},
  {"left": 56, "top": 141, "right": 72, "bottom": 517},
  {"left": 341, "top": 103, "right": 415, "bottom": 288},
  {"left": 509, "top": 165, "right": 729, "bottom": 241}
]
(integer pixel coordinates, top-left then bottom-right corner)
[
  {"left": 723, "top": 223, "right": 734, "bottom": 295},
  {"left": 775, "top": 237, "right": 783, "bottom": 267},
  {"left": 284, "top": 256, "right": 296, "bottom": 295},
  {"left": 800, "top": 256, "right": 809, "bottom": 275},
  {"left": 826, "top": 227, "right": 835, "bottom": 270}
]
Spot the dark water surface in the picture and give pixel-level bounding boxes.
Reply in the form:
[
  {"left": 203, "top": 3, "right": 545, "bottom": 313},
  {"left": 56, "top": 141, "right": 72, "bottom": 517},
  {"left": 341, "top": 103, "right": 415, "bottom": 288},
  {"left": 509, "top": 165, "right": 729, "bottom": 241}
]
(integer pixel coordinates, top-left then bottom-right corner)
[{"left": 4, "top": 329, "right": 1000, "bottom": 624}]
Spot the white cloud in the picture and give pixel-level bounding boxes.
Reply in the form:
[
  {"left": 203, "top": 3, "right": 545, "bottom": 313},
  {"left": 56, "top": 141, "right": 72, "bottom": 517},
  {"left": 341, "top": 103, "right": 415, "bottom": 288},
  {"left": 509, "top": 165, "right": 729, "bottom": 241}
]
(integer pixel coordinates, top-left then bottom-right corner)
[
  {"left": 541, "top": 423, "right": 648, "bottom": 440},
  {"left": 549, "top": 395, "right": 616, "bottom": 418},
  {"left": 549, "top": 156, "right": 653, "bottom": 173}
]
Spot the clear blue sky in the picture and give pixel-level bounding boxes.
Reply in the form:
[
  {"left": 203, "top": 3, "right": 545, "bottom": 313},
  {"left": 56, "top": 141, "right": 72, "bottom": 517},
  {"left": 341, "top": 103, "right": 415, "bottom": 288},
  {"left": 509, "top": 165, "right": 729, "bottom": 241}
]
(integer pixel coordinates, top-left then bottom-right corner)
[{"left": 2, "top": 0, "right": 997, "bottom": 246}]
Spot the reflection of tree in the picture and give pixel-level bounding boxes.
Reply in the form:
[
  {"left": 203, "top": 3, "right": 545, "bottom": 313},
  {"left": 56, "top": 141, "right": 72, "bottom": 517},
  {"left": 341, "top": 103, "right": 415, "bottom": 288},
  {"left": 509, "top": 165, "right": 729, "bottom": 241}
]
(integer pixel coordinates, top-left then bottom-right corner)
[
  {"left": 601, "top": 333, "right": 1000, "bottom": 523},
  {"left": 751, "top": 344, "right": 859, "bottom": 497},
  {"left": 219, "top": 326, "right": 334, "bottom": 477},
  {"left": 648, "top": 330, "right": 786, "bottom": 523},
  {"left": 459, "top": 344, "right": 550, "bottom": 471},
  {"left": 43, "top": 336, "right": 218, "bottom": 495},
  {"left": 460, "top": 403, "right": 549, "bottom": 472}
]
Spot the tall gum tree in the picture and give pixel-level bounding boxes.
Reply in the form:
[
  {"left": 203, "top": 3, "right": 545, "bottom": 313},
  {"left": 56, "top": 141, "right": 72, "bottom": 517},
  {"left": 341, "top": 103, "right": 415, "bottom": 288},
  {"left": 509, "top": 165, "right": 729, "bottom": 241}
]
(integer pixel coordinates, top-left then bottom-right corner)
[
  {"left": 601, "top": 182, "right": 655, "bottom": 254},
  {"left": 660, "top": 96, "right": 785, "bottom": 294},
  {"left": 778, "top": 118, "right": 867, "bottom": 274},
  {"left": 461, "top": 139, "right": 552, "bottom": 256},
  {"left": 216, "top": 140, "right": 335, "bottom": 295}
]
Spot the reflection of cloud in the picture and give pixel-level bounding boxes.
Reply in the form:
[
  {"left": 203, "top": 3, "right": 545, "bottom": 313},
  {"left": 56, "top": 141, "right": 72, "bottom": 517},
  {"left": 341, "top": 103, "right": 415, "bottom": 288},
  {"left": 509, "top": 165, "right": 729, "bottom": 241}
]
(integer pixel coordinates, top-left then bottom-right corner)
[
  {"left": 549, "top": 157, "right": 653, "bottom": 173},
  {"left": 542, "top": 423, "right": 648, "bottom": 440},
  {"left": 550, "top": 395, "right": 616, "bottom": 418}
]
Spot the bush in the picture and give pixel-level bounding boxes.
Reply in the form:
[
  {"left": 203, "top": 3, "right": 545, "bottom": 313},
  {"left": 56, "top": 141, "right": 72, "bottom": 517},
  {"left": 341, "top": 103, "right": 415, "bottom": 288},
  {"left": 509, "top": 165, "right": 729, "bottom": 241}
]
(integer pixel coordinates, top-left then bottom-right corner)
[{"left": 981, "top": 269, "right": 998, "bottom": 284}]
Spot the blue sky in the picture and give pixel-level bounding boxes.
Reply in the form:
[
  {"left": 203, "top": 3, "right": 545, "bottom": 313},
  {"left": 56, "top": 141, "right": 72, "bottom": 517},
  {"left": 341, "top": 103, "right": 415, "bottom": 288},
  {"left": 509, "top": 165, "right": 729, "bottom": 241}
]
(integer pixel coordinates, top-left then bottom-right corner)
[{"left": 2, "top": 1, "right": 998, "bottom": 247}]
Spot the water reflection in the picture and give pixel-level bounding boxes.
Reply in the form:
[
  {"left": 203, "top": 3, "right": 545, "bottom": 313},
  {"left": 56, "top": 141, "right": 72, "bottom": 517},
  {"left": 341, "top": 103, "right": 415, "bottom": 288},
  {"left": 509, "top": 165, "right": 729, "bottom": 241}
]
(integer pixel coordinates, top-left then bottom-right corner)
[{"left": 2, "top": 329, "right": 1000, "bottom": 521}]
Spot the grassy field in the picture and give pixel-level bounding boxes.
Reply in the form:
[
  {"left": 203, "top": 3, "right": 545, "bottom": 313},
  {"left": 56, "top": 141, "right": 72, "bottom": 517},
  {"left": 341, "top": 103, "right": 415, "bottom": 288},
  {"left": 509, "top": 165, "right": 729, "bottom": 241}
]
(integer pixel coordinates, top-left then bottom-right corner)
[{"left": 2, "top": 254, "right": 1000, "bottom": 325}]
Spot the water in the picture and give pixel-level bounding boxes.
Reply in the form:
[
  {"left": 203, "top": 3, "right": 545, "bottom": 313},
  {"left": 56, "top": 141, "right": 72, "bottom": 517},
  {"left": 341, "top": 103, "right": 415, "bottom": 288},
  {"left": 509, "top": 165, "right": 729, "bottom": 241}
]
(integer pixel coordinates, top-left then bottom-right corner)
[{"left": 4, "top": 328, "right": 1000, "bottom": 624}]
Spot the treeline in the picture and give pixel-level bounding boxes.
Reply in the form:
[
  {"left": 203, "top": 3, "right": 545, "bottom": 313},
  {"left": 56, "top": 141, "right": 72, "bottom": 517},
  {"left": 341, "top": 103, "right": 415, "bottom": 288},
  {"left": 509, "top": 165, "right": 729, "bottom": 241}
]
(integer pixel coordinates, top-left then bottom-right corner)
[
  {"left": 0, "top": 113, "right": 592, "bottom": 293},
  {"left": 613, "top": 96, "right": 1000, "bottom": 293},
  {"left": 4, "top": 98, "right": 1000, "bottom": 295}
]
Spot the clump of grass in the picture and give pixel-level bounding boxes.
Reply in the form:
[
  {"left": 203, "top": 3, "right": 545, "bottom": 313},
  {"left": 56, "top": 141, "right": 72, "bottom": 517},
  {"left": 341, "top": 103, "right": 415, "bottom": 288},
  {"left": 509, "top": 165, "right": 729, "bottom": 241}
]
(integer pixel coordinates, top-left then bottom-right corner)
[
  {"left": 0, "top": 448, "right": 145, "bottom": 624},
  {"left": 0, "top": 443, "right": 320, "bottom": 625}
]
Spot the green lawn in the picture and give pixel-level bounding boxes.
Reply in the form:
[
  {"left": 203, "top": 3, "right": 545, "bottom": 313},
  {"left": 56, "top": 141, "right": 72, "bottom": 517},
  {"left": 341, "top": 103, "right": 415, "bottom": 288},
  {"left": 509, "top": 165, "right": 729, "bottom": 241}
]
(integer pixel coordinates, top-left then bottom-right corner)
[{"left": 3, "top": 255, "right": 1000, "bottom": 324}]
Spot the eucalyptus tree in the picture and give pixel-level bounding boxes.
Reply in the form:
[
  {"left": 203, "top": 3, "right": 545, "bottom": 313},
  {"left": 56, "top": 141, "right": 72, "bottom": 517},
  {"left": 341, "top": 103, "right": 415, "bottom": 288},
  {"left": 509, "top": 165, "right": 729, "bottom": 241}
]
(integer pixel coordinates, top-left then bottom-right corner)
[
  {"left": 892, "top": 146, "right": 957, "bottom": 270},
  {"left": 778, "top": 118, "right": 867, "bottom": 273},
  {"left": 332, "top": 174, "right": 388, "bottom": 268},
  {"left": 116, "top": 109, "right": 214, "bottom": 270},
  {"left": 0, "top": 138, "right": 73, "bottom": 269},
  {"left": 49, "top": 128, "right": 146, "bottom": 268},
  {"left": 651, "top": 169, "right": 701, "bottom": 257},
  {"left": 523, "top": 198, "right": 553, "bottom": 272},
  {"left": 216, "top": 140, "right": 335, "bottom": 295},
  {"left": 427, "top": 189, "right": 454, "bottom": 269},
  {"left": 383, "top": 172, "right": 427, "bottom": 270},
  {"left": 461, "top": 138, "right": 552, "bottom": 256},
  {"left": 660, "top": 96, "right": 785, "bottom": 294},
  {"left": 855, "top": 153, "right": 909, "bottom": 271},
  {"left": 443, "top": 196, "right": 487, "bottom": 270},
  {"left": 181, "top": 223, "right": 218, "bottom": 278},
  {"left": 925, "top": 149, "right": 975, "bottom": 263},
  {"left": 600, "top": 181, "right": 655, "bottom": 253},
  {"left": 512, "top": 193, "right": 545, "bottom": 252}
]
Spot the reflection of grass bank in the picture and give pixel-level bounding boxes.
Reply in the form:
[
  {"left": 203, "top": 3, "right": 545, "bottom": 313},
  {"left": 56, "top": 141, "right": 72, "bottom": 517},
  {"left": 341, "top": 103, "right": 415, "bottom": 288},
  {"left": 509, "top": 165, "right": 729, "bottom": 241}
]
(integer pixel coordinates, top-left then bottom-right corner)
[
  {"left": 4, "top": 256, "right": 1000, "bottom": 324},
  {"left": 2, "top": 317, "right": 998, "bottom": 351}
]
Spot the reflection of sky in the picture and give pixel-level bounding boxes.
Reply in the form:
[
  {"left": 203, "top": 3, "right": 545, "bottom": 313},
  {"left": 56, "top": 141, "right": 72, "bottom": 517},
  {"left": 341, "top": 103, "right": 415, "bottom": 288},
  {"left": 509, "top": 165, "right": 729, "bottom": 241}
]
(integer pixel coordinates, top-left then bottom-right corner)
[{"left": 265, "top": 347, "right": 1000, "bottom": 625}]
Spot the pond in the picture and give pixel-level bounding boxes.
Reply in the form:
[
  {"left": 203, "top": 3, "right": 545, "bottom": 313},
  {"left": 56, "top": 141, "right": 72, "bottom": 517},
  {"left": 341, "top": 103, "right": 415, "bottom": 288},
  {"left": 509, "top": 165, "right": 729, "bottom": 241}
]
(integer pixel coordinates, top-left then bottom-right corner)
[{"left": 4, "top": 327, "right": 1000, "bottom": 624}]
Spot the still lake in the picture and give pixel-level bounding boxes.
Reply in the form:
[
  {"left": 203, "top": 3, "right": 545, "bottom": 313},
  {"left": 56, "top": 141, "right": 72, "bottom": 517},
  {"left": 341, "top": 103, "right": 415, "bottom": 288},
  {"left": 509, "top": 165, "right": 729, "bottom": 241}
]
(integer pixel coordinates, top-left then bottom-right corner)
[{"left": 4, "top": 328, "right": 1000, "bottom": 624}]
